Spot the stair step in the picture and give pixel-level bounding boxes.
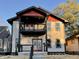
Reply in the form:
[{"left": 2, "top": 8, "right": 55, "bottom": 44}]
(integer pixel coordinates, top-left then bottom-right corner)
[
  {"left": 33, "top": 52, "right": 47, "bottom": 56},
  {"left": 18, "top": 52, "right": 47, "bottom": 56}
]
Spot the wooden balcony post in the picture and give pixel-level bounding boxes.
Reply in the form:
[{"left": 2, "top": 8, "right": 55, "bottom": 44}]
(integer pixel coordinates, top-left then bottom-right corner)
[{"left": 45, "top": 16, "right": 48, "bottom": 52}]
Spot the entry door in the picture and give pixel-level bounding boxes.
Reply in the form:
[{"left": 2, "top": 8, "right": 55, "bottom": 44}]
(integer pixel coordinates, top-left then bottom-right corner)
[{"left": 32, "top": 39, "right": 42, "bottom": 51}]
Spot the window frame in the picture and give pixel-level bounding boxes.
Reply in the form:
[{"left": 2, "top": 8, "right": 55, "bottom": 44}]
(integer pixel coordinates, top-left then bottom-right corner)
[
  {"left": 55, "top": 22, "right": 60, "bottom": 31},
  {"left": 56, "top": 39, "right": 61, "bottom": 48}
]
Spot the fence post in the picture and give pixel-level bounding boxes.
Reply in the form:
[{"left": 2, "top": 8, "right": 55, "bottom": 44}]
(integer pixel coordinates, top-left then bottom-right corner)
[{"left": 29, "top": 45, "right": 34, "bottom": 59}]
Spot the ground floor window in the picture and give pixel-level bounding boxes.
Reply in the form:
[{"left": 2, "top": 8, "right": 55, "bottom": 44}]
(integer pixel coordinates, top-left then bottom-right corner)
[
  {"left": 56, "top": 39, "right": 61, "bottom": 48},
  {"left": 0, "top": 39, "right": 3, "bottom": 48},
  {"left": 47, "top": 39, "right": 51, "bottom": 48}
]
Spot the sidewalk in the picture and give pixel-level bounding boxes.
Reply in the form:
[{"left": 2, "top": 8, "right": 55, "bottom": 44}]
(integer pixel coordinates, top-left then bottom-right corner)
[{"left": 0, "top": 55, "right": 79, "bottom": 59}]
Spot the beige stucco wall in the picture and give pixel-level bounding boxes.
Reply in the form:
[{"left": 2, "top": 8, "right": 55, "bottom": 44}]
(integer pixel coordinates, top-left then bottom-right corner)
[
  {"left": 47, "top": 21, "right": 65, "bottom": 43},
  {"left": 50, "top": 21, "right": 65, "bottom": 43},
  {"left": 47, "top": 20, "right": 65, "bottom": 52},
  {"left": 20, "top": 35, "right": 32, "bottom": 45}
]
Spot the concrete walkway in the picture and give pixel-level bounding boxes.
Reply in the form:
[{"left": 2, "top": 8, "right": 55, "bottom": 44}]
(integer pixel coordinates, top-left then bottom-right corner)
[
  {"left": 0, "top": 55, "right": 79, "bottom": 59},
  {"left": 0, "top": 56, "right": 29, "bottom": 59},
  {"left": 33, "top": 55, "right": 79, "bottom": 59}
]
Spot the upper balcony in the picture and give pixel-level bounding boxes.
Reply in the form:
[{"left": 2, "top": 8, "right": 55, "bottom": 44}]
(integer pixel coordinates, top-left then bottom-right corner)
[
  {"left": 20, "top": 16, "right": 45, "bottom": 24},
  {"left": 20, "top": 24, "right": 46, "bottom": 36}
]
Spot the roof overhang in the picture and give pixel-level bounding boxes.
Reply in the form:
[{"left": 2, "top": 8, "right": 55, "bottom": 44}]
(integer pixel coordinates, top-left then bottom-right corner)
[
  {"left": 7, "top": 16, "right": 18, "bottom": 25},
  {"left": 7, "top": 6, "right": 68, "bottom": 25}
]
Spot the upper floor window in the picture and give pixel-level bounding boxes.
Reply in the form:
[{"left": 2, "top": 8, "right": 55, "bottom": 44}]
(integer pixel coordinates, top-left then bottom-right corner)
[
  {"left": 55, "top": 23, "right": 60, "bottom": 31},
  {"left": 47, "top": 22, "right": 51, "bottom": 31}
]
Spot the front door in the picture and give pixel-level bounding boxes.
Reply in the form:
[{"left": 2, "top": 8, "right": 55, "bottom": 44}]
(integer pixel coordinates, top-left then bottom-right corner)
[{"left": 32, "top": 39, "right": 42, "bottom": 51}]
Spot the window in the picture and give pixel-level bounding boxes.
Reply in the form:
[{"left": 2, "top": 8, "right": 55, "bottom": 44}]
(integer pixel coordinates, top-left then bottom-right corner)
[
  {"left": 0, "top": 39, "right": 2, "bottom": 48},
  {"left": 47, "top": 22, "right": 51, "bottom": 31},
  {"left": 47, "top": 39, "right": 51, "bottom": 48},
  {"left": 55, "top": 23, "right": 60, "bottom": 31},
  {"left": 56, "top": 39, "right": 61, "bottom": 48},
  {"left": 38, "top": 25, "right": 44, "bottom": 30}
]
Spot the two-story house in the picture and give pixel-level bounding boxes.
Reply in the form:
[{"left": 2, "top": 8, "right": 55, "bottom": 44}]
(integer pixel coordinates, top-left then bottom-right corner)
[{"left": 7, "top": 6, "right": 67, "bottom": 55}]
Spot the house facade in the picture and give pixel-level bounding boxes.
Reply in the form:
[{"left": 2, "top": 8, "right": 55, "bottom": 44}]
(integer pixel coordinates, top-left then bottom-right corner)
[
  {"left": 0, "top": 26, "right": 11, "bottom": 53},
  {"left": 7, "top": 6, "right": 66, "bottom": 55}
]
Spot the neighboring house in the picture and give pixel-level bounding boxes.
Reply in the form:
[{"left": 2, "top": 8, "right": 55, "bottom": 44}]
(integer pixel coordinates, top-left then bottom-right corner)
[
  {"left": 0, "top": 26, "right": 11, "bottom": 53},
  {"left": 7, "top": 6, "right": 67, "bottom": 55},
  {"left": 66, "top": 34, "right": 79, "bottom": 54}
]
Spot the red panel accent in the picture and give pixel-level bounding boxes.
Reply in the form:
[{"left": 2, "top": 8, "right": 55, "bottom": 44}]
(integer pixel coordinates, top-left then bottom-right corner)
[
  {"left": 48, "top": 16, "right": 59, "bottom": 22},
  {"left": 22, "top": 11, "right": 44, "bottom": 17}
]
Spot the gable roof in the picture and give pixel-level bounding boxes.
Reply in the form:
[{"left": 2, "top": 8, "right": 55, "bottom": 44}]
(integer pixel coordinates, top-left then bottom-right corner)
[
  {"left": 7, "top": 6, "right": 68, "bottom": 25},
  {"left": 16, "top": 6, "right": 47, "bottom": 17}
]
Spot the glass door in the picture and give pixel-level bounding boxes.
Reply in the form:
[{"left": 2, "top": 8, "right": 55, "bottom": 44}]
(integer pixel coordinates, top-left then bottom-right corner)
[{"left": 32, "top": 39, "right": 42, "bottom": 51}]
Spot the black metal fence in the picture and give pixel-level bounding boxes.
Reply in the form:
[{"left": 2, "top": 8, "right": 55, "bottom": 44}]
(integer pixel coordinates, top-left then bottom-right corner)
[{"left": 29, "top": 45, "right": 34, "bottom": 59}]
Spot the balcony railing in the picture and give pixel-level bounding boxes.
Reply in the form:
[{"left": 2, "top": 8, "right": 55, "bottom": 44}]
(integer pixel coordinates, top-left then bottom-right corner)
[
  {"left": 20, "top": 24, "right": 46, "bottom": 36},
  {"left": 20, "top": 44, "right": 32, "bottom": 52},
  {"left": 20, "top": 24, "right": 46, "bottom": 30}
]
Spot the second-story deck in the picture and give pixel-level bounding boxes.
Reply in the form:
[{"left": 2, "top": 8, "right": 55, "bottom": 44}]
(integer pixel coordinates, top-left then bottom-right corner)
[{"left": 20, "top": 23, "right": 46, "bottom": 36}]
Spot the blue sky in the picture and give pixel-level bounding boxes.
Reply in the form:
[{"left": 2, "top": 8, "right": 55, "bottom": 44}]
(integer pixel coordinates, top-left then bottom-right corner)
[{"left": 0, "top": 0, "right": 78, "bottom": 30}]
